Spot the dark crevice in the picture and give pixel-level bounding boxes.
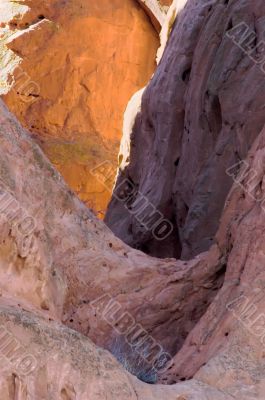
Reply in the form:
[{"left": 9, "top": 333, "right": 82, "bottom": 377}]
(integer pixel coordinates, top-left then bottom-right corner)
[
  {"left": 204, "top": 93, "right": 222, "bottom": 142},
  {"left": 226, "top": 18, "right": 233, "bottom": 32},
  {"left": 174, "top": 157, "right": 180, "bottom": 167},
  {"left": 181, "top": 67, "right": 191, "bottom": 83}
]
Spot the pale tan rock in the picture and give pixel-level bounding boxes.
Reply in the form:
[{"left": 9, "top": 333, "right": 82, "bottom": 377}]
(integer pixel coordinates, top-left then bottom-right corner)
[
  {"left": 137, "top": 0, "right": 166, "bottom": 31},
  {"left": 157, "top": 0, "right": 187, "bottom": 63}
]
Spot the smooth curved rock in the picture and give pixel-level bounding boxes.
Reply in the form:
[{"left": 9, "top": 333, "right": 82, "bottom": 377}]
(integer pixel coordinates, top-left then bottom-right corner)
[
  {"left": 0, "top": 98, "right": 225, "bottom": 368},
  {"left": 161, "top": 123, "right": 265, "bottom": 396},
  {"left": 1, "top": 78, "right": 265, "bottom": 397},
  {"left": 106, "top": 0, "right": 265, "bottom": 260},
  {"left": 1, "top": 90, "right": 265, "bottom": 398},
  {"left": 0, "top": 98, "right": 248, "bottom": 399}
]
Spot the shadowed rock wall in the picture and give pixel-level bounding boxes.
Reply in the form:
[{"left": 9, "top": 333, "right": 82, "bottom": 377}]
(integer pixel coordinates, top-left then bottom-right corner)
[{"left": 106, "top": 0, "right": 265, "bottom": 259}]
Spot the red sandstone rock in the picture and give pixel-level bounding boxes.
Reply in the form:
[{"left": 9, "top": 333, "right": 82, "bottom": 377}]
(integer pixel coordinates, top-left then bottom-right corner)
[
  {"left": 0, "top": 99, "right": 224, "bottom": 359},
  {"left": 1, "top": 86, "right": 265, "bottom": 398},
  {"left": 160, "top": 123, "right": 265, "bottom": 394},
  {"left": 0, "top": 98, "right": 235, "bottom": 399},
  {"left": 1, "top": 67, "right": 265, "bottom": 394}
]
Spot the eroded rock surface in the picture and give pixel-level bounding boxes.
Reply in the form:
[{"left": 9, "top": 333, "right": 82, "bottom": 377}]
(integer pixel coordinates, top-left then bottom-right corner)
[
  {"left": 0, "top": 98, "right": 236, "bottom": 399},
  {"left": 2, "top": 86, "right": 265, "bottom": 398},
  {"left": 0, "top": 99, "right": 225, "bottom": 361},
  {"left": 161, "top": 123, "right": 265, "bottom": 398},
  {"left": 0, "top": 300, "right": 232, "bottom": 400},
  {"left": 106, "top": 0, "right": 265, "bottom": 259}
]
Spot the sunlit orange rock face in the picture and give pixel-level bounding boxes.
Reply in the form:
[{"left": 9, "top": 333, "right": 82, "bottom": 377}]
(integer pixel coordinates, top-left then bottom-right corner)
[
  {"left": 3, "top": 0, "right": 159, "bottom": 217},
  {"left": 160, "top": 0, "right": 173, "bottom": 5}
]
